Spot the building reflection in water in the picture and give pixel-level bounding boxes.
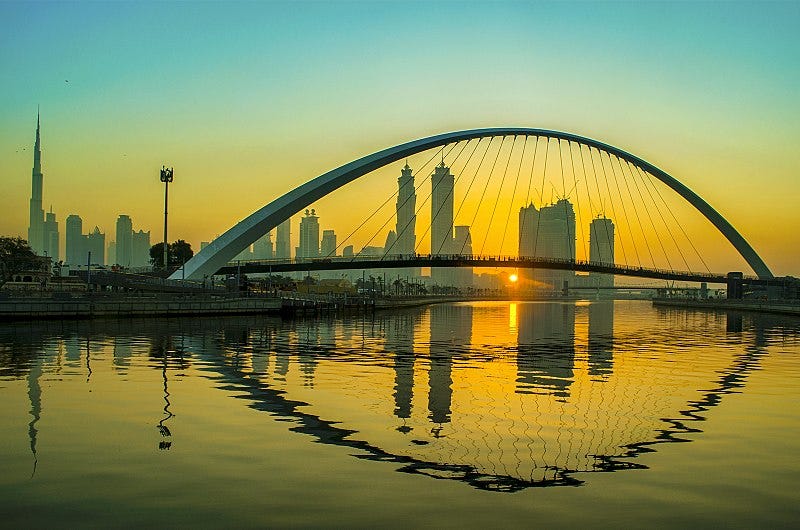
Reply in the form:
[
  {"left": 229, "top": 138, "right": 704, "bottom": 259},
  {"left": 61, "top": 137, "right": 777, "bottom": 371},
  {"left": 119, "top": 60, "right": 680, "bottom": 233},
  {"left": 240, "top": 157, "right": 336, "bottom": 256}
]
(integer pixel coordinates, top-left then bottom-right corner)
[
  {"left": 27, "top": 352, "right": 42, "bottom": 477},
  {"left": 428, "top": 304, "right": 472, "bottom": 426},
  {"left": 588, "top": 301, "right": 614, "bottom": 377},
  {"left": 2, "top": 304, "right": 798, "bottom": 493},
  {"left": 385, "top": 312, "right": 419, "bottom": 424},
  {"left": 516, "top": 302, "right": 576, "bottom": 399}
]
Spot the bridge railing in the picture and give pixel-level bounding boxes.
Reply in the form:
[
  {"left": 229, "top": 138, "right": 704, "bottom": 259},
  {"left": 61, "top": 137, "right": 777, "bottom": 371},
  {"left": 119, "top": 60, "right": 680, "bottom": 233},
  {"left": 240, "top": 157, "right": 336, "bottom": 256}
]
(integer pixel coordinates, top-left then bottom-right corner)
[{"left": 221, "top": 254, "right": 753, "bottom": 283}]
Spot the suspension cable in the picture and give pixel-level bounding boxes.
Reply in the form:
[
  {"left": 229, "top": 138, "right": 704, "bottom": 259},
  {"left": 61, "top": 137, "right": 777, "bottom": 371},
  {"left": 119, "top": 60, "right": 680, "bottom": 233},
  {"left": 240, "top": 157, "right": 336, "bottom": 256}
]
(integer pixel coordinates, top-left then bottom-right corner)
[
  {"left": 614, "top": 154, "right": 655, "bottom": 267},
  {"left": 389, "top": 139, "right": 479, "bottom": 259},
  {"left": 419, "top": 138, "right": 493, "bottom": 255},
  {"left": 605, "top": 150, "right": 641, "bottom": 268},
  {"left": 532, "top": 138, "right": 550, "bottom": 259},
  {"left": 622, "top": 159, "right": 669, "bottom": 269},
  {"left": 499, "top": 136, "right": 529, "bottom": 258},
  {"left": 480, "top": 135, "right": 518, "bottom": 255},
  {"left": 460, "top": 136, "right": 507, "bottom": 255},
  {"left": 556, "top": 140, "right": 575, "bottom": 264},
  {"left": 639, "top": 165, "right": 710, "bottom": 273},
  {"left": 517, "top": 136, "right": 540, "bottom": 256},
  {"left": 333, "top": 142, "right": 455, "bottom": 259},
  {"left": 632, "top": 164, "right": 682, "bottom": 271},
  {"left": 567, "top": 141, "right": 588, "bottom": 263},
  {"left": 358, "top": 140, "right": 472, "bottom": 259},
  {"left": 593, "top": 147, "right": 628, "bottom": 266}
]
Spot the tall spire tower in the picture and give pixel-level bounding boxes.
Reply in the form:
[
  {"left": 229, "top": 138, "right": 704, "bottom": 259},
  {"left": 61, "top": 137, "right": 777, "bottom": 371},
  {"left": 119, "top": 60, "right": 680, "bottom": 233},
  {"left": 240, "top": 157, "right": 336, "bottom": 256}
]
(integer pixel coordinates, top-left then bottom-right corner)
[{"left": 28, "top": 110, "right": 45, "bottom": 255}]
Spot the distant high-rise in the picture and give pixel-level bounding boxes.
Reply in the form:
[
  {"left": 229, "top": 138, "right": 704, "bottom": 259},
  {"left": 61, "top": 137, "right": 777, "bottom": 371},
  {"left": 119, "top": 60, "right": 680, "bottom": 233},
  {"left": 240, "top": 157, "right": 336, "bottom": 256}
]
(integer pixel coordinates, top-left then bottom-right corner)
[
  {"left": 394, "top": 163, "right": 420, "bottom": 278},
  {"left": 589, "top": 216, "right": 615, "bottom": 287},
  {"left": 275, "top": 218, "right": 291, "bottom": 259},
  {"left": 27, "top": 112, "right": 45, "bottom": 255},
  {"left": 43, "top": 208, "right": 59, "bottom": 261},
  {"left": 383, "top": 230, "right": 396, "bottom": 256},
  {"left": 65, "top": 215, "right": 85, "bottom": 265},
  {"left": 298, "top": 209, "right": 320, "bottom": 259},
  {"left": 519, "top": 199, "right": 576, "bottom": 291},
  {"left": 320, "top": 229, "right": 337, "bottom": 258},
  {"left": 115, "top": 215, "right": 133, "bottom": 267},
  {"left": 107, "top": 241, "right": 116, "bottom": 266},
  {"left": 86, "top": 227, "right": 105, "bottom": 265},
  {"left": 253, "top": 232, "right": 274, "bottom": 260},
  {"left": 394, "top": 163, "right": 417, "bottom": 254},
  {"left": 431, "top": 161, "right": 455, "bottom": 287},
  {"left": 131, "top": 229, "right": 151, "bottom": 267},
  {"left": 453, "top": 225, "right": 473, "bottom": 288}
]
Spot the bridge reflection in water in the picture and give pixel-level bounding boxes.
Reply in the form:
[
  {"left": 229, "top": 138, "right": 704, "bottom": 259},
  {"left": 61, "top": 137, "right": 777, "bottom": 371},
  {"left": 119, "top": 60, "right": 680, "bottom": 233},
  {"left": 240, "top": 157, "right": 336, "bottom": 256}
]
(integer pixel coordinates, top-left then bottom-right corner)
[{"left": 1, "top": 301, "right": 796, "bottom": 492}]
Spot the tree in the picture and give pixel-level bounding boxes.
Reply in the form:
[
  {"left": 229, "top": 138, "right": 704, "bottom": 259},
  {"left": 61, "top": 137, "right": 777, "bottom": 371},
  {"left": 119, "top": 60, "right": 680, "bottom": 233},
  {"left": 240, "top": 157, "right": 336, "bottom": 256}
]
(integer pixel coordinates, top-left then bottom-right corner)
[
  {"left": 0, "top": 237, "right": 40, "bottom": 286},
  {"left": 149, "top": 240, "right": 194, "bottom": 269}
]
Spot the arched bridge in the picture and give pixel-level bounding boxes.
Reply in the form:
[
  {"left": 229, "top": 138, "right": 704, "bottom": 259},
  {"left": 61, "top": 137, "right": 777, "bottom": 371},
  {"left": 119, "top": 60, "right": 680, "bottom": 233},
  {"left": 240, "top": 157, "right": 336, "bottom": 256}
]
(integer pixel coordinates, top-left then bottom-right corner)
[{"left": 172, "top": 128, "right": 773, "bottom": 282}]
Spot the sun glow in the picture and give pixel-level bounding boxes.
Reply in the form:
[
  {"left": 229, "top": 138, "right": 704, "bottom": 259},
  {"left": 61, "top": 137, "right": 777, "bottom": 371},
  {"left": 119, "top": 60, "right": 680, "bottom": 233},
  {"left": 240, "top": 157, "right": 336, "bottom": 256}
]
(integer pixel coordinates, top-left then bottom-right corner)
[{"left": 509, "top": 273, "right": 518, "bottom": 283}]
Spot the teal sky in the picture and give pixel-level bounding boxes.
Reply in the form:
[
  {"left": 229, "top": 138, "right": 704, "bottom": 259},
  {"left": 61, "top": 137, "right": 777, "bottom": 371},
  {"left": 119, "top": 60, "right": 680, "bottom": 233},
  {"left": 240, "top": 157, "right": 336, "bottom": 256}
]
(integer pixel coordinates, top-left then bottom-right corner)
[{"left": 1, "top": 1, "right": 798, "bottom": 275}]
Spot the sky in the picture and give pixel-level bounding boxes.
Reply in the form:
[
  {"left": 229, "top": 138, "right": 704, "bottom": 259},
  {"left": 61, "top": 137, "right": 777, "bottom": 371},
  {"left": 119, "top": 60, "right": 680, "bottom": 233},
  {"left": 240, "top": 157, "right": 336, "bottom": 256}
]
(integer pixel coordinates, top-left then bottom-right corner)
[{"left": 1, "top": 0, "right": 798, "bottom": 276}]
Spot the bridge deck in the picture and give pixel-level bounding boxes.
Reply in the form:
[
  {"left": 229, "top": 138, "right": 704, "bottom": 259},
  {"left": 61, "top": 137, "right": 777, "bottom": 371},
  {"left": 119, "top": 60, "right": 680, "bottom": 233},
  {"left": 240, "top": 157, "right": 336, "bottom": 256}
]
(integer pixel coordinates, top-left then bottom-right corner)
[{"left": 215, "top": 255, "right": 741, "bottom": 284}]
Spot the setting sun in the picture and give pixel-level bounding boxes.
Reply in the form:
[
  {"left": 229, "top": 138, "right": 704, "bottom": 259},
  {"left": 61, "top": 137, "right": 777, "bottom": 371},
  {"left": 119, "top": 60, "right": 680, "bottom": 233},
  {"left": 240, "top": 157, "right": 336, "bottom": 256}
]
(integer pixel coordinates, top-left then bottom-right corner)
[{"left": 509, "top": 273, "right": 518, "bottom": 283}]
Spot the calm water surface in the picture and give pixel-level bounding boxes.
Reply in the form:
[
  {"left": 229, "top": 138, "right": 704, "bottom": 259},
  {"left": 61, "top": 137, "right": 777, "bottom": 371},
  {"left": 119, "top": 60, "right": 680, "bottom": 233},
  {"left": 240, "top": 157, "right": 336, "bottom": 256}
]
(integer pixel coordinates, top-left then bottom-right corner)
[{"left": 1, "top": 300, "right": 799, "bottom": 527}]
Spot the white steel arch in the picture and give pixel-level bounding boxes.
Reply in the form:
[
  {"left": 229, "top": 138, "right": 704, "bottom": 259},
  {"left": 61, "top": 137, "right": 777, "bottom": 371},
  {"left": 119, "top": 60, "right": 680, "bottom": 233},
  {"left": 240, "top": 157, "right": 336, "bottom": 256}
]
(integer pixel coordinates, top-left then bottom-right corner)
[{"left": 172, "top": 128, "right": 773, "bottom": 280}]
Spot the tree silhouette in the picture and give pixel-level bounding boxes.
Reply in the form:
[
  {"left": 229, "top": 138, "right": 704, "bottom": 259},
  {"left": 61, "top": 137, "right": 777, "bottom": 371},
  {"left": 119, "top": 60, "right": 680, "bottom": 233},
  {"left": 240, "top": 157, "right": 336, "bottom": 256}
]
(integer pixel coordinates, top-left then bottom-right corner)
[
  {"left": 0, "top": 237, "right": 40, "bottom": 286},
  {"left": 149, "top": 240, "right": 194, "bottom": 269}
]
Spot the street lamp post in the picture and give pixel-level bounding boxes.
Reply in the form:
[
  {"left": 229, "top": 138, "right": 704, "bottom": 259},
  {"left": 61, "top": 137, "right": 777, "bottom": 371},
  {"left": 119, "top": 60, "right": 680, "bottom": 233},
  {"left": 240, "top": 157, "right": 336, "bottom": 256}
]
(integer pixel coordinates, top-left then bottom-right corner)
[{"left": 159, "top": 166, "right": 174, "bottom": 271}]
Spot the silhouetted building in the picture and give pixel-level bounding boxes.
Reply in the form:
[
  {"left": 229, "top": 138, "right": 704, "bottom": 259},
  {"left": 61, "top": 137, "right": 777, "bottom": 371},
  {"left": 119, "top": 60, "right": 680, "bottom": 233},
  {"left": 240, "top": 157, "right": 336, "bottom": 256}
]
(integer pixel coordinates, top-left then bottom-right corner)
[
  {"left": 131, "top": 229, "right": 151, "bottom": 267},
  {"left": 65, "top": 214, "right": 84, "bottom": 265},
  {"left": 107, "top": 241, "right": 116, "bottom": 266},
  {"left": 320, "top": 229, "right": 336, "bottom": 258},
  {"left": 275, "top": 218, "right": 291, "bottom": 259},
  {"left": 453, "top": 225, "right": 473, "bottom": 288},
  {"left": 253, "top": 232, "right": 273, "bottom": 260},
  {"left": 115, "top": 215, "right": 133, "bottom": 266},
  {"left": 589, "top": 216, "right": 615, "bottom": 288},
  {"left": 395, "top": 163, "right": 417, "bottom": 253},
  {"left": 342, "top": 245, "right": 354, "bottom": 258},
  {"left": 298, "top": 209, "right": 320, "bottom": 259},
  {"left": 86, "top": 226, "right": 105, "bottom": 265},
  {"left": 27, "top": 112, "right": 45, "bottom": 255},
  {"left": 431, "top": 161, "right": 456, "bottom": 287},
  {"left": 43, "top": 208, "right": 59, "bottom": 261},
  {"left": 519, "top": 199, "right": 576, "bottom": 291}
]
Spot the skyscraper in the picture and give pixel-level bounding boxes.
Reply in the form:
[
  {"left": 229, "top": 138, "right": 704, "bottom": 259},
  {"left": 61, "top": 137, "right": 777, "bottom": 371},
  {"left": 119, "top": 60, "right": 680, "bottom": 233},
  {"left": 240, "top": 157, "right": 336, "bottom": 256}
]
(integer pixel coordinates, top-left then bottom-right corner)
[
  {"left": 27, "top": 112, "right": 45, "bottom": 255},
  {"left": 43, "top": 208, "right": 59, "bottom": 261},
  {"left": 395, "top": 163, "right": 417, "bottom": 254},
  {"left": 431, "top": 161, "right": 455, "bottom": 287},
  {"left": 65, "top": 215, "right": 85, "bottom": 265},
  {"left": 115, "top": 215, "right": 133, "bottom": 267},
  {"left": 131, "top": 229, "right": 151, "bottom": 267},
  {"left": 453, "top": 225, "right": 473, "bottom": 288},
  {"left": 107, "top": 241, "right": 116, "bottom": 266},
  {"left": 589, "top": 216, "right": 615, "bottom": 287},
  {"left": 275, "top": 218, "right": 291, "bottom": 259},
  {"left": 518, "top": 199, "right": 576, "bottom": 291},
  {"left": 86, "top": 227, "right": 105, "bottom": 265},
  {"left": 394, "top": 162, "right": 419, "bottom": 278},
  {"left": 320, "top": 229, "right": 337, "bottom": 258},
  {"left": 298, "top": 209, "right": 320, "bottom": 259},
  {"left": 253, "top": 232, "right": 274, "bottom": 260}
]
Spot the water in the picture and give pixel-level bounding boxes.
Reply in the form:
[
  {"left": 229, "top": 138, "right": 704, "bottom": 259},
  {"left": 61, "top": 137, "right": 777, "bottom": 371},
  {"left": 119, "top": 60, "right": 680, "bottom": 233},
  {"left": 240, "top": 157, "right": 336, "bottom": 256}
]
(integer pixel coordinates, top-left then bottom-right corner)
[{"left": 1, "top": 300, "right": 799, "bottom": 527}]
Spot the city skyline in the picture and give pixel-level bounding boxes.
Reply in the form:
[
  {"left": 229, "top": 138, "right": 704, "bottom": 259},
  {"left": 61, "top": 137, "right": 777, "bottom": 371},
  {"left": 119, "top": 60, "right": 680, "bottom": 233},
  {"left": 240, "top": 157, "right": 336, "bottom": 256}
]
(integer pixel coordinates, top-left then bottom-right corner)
[{"left": 2, "top": 2, "right": 798, "bottom": 276}]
